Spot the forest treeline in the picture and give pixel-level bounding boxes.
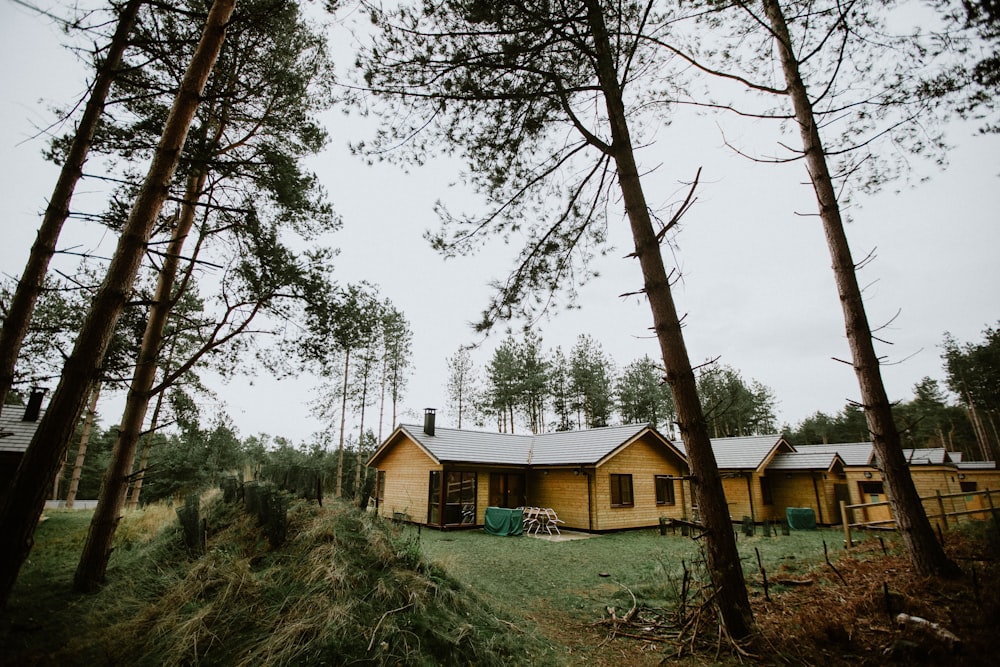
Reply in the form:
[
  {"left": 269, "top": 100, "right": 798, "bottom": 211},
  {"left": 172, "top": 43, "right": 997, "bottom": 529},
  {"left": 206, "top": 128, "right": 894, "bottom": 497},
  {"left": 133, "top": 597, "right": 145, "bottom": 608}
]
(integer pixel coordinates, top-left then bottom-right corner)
[
  {"left": 1, "top": 0, "right": 997, "bottom": 631},
  {"left": 446, "top": 324, "right": 1000, "bottom": 461}
]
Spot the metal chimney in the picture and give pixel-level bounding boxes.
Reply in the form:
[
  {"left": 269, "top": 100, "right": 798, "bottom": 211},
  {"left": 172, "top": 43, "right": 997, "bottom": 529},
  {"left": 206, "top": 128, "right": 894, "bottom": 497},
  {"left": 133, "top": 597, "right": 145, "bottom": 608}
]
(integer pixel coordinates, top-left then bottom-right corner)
[
  {"left": 423, "top": 408, "right": 436, "bottom": 436},
  {"left": 23, "top": 387, "right": 48, "bottom": 422}
]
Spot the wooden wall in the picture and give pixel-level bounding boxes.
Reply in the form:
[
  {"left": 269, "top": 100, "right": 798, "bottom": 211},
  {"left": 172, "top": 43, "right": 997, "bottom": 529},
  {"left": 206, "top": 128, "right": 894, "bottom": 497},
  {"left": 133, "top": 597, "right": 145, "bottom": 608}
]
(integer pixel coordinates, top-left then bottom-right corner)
[
  {"left": 526, "top": 470, "right": 591, "bottom": 530},
  {"left": 375, "top": 437, "right": 438, "bottom": 524},
  {"left": 590, "top": 434, "right": 688, "bottom": 531}
]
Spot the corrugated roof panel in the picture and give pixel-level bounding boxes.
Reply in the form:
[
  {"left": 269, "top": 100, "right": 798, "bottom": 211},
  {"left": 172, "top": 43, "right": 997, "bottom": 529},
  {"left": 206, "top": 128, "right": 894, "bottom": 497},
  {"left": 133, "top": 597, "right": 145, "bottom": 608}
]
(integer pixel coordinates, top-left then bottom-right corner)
[
  {"left": 901, "top": 448, "right": 950, "bottom": 465},
  {"left": 768, "top": 451, "right": 841, "bottom": 471},
  {"left": 706, "top": 434, "right": 787, "bottom": 470},
  {"left": 396, "top": 422, "right": 663, "bottom": 466},
  {"left": 532, "top": 423, "right": 653, "bottom": 465},
  {"left": 793, "top": 442, "right": 874, "bottom": 467},
  {"left": 0, "top": 406, "right": 43, "bottom": 453}
]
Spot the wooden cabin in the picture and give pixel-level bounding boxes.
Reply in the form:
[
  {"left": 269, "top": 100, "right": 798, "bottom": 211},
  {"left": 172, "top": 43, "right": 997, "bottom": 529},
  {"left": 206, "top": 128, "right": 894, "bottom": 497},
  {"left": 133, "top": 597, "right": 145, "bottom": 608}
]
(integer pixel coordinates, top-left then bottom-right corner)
[
  {"left": 765, "top": 450, "right": 848, "bottom": 525},
  {"left": 677, "top": 435, "right": 794, "bottom": 523},
  {"left": 366, "top": 410, "right": 690, "bottom": 532}
]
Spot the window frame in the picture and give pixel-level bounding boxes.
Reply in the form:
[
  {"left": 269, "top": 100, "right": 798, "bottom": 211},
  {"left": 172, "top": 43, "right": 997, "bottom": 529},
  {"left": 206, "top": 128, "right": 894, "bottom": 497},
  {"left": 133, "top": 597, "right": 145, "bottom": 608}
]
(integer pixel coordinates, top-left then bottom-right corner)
[
  {"left": 610, "top": 473, "right": 634, "bottom": 508},
  {"left": 655, "top": 475, "right": 676, "bottom": 506}
]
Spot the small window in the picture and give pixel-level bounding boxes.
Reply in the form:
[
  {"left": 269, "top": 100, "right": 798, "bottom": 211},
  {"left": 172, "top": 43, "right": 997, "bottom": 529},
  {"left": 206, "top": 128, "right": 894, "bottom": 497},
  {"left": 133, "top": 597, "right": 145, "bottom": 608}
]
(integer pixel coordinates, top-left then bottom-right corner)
[
  {"left": 610, "top": 474, "right": 634, "bottom": 507},
  {"left": 655, "top": 476, "right": 675, "bottom": 505},
  {"left": 859, "top": 480, "right": 884, "bottom": 502},
  {"left": 760, "top": 476, "right": 774, "bottom": 506},
  {"left": 960, "top": 481, "right": 977, "bottom": 493}
]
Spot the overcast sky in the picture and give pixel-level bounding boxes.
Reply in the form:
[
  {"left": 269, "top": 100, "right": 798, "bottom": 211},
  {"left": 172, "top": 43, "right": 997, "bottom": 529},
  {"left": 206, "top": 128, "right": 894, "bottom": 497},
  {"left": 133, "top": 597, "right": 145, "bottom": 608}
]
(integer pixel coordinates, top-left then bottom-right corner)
[{"left": 2, "top": 1, "right": 999, "bottom": 445}]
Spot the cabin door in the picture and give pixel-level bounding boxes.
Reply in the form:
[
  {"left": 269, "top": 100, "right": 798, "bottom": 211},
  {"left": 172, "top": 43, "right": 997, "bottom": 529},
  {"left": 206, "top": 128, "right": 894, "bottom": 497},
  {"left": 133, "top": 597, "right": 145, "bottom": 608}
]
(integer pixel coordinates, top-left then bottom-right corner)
[
  {"left": 489, "top": 473, "right": 526, "bottom": 508},
  {"left": 832, "top": 483, "right": 850, "bottom": 523}
]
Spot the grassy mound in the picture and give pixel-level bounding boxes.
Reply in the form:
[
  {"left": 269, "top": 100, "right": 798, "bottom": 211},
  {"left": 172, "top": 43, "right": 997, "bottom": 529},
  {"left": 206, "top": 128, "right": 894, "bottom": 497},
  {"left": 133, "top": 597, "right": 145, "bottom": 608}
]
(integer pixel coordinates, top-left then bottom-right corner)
[{"left": 1, "top": 496, "right": 556, "bottom": 666}]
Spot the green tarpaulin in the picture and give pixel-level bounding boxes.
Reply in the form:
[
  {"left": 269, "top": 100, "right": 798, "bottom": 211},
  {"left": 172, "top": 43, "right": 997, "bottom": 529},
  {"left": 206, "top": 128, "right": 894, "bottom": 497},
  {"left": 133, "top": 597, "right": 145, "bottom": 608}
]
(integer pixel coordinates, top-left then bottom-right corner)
[
  {"left": 786, "top": 507, "right": 817, "bottom": 530},
  {"left": 484, "top": 507, "right": 523, "bottom": 536}
]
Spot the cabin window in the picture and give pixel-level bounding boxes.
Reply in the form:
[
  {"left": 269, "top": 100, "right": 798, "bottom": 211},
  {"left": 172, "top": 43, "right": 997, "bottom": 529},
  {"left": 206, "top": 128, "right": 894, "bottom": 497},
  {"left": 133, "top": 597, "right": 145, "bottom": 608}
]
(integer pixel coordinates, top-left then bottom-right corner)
[
  {"left": 655, "top": 476, "right": 675, "bottom": 505},
  {"left": 429, "top": 470, "right": 477, "bottom": 526},
  {"left": 428, "top": 471, "right": 442, "bottom": 524},
  {"left": 858, "top": 480, "right": 884, "bottom": 502},
  {"left": 445, "top": 471, "right": 477, "bottom": 525},
  {"left": 376, "top": 470, "right": 386, "bottom": 507},
  {"left": 610, "top": 474, "right": 634, "bottom": 507},
  {"left": 760, "top": 476, "right": 774, "bottom": 506},
  {"left": 960, "top": 481, "right": 977, "bottom": 493}
]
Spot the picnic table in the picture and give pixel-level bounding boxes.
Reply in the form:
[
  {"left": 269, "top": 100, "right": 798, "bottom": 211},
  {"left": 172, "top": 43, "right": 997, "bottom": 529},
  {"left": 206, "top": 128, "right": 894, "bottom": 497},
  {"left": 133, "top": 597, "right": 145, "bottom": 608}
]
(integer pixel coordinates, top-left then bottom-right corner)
[{"left": 521, "top": 507, "right": 565, "bottom": 536}]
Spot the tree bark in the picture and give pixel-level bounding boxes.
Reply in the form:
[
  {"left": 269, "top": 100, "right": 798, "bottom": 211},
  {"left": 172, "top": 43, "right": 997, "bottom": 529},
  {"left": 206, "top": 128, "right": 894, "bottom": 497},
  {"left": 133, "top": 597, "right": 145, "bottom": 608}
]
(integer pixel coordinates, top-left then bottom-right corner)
[
  {"left": 0, "top": 0, "right": 143, "bottom": 413},
  {"left": 66, "top": 380, "right": 102, "bottom": 509},
  {"left": 74, "top": 170, "right": 207, "bottom": 592},
  {"left": 583, "top": 0, "right": 754, "bottom": 638},
  {"left": 354, "top": 367, "right": 369, "bottom": 501},
  {"left": 126, "top": 370, "right": 168, "bottom": 510},
  {"left": 0, "top": 0, "right": 235, "bottom": 608},
  {"left": 761, "top": 0, "right": 959, "bottom": 578},
  {"left": 336, "top": 347, "right": 350, "bottom": 497}
]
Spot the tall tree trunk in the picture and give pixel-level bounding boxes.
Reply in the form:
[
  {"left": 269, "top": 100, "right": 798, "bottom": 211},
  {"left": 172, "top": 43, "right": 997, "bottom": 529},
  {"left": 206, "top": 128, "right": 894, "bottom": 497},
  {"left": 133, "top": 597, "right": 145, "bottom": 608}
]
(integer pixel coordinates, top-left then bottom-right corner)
[
  {"left": 583, "top": 0, "right": 754, "bottom": 638},
  {"left": 335, "top": 348, "right": 350, "bottom": 497},
  {"left": 761, "top": 0, "right": 958, "bottom": 578},
  {"left": 377, "top": 356, "right": 388, "bottom": 441},
  {"left": 126, "top": 370, "right": 168, "bottom": 510},
  {"left": 74, "top": 170, "right": 207, "bottom": 592},
  {"left": 354, "top": 365, "right": 370, "bottom": 500},
  {"left": 0, "top": 0, "right": 235, "bottom": 608},
  {"left": 0, "top": 0, "right": 143, "bottom": 413},
  {"left": 66, "top": 380, "right": 102, "bottom": 508}
]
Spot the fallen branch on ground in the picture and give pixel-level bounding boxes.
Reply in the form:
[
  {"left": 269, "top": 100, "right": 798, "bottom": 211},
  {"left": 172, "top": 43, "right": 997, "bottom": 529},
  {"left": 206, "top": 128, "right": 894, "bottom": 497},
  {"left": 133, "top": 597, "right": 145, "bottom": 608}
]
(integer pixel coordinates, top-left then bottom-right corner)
[{"left": 895, "top": 613, "right": 962, "bottom": 651}]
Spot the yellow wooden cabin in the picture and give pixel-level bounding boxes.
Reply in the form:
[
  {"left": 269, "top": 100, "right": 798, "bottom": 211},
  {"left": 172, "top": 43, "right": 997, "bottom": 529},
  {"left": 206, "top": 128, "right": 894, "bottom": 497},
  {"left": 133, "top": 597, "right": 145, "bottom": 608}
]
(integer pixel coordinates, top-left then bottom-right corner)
[
  {"left": 366, "top": 410, "right": 690, "bottom": 531},
  {"left": 765, "top": 450, "right": 849, "bottom": 525},
  {"left": 678, "top": 435, "right": 794, "bottom": 523}
]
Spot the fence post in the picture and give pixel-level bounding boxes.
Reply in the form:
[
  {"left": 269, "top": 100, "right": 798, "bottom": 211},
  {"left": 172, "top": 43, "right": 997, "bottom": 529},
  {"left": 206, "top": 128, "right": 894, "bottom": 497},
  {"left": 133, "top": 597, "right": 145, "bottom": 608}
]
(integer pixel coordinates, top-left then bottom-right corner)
[
  {"left": 840, "top": 500, "right": 852, "bottom": 549},
  {"left": 936, "top": 490, "right": 949, "bottom": 531}
]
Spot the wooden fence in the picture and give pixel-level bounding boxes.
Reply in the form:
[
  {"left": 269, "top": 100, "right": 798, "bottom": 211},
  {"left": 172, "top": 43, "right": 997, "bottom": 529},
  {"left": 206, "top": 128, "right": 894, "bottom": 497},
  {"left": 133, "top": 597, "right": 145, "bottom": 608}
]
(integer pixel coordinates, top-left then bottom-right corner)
[{"left": 840, "top": 488, "right": 998, "bottom": 548}]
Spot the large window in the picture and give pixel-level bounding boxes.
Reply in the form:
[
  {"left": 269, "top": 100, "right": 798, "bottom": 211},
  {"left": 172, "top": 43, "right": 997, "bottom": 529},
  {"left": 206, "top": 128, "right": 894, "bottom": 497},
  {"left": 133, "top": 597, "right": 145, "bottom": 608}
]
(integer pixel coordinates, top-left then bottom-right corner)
[
  {"left": 428, "top": 470, "right": 477, "bottom": 526},
  {"left": 655, "top": 476, "right": 675, "bottom": 505},
  {"left": 610, "top": 474, "right": 634, "bottom": 507}
]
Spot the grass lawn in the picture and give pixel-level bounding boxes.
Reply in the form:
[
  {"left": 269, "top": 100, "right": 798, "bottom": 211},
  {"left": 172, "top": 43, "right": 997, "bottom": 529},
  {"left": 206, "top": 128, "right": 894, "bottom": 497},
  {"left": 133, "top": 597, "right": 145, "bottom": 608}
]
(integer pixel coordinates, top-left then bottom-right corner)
[
  {"left": 409, "top": 523, "right": 870, "bottom": 623},
  {"left": 4, "top": 502, "right": 997, "bottom": 666}
]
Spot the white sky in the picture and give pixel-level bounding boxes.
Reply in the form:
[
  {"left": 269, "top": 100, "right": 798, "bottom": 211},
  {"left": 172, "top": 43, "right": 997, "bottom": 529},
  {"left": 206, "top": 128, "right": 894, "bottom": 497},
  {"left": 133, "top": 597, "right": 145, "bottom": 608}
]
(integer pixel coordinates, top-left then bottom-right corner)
[{"left": 2, "top": 1, "right": 999, "bottom": 445}]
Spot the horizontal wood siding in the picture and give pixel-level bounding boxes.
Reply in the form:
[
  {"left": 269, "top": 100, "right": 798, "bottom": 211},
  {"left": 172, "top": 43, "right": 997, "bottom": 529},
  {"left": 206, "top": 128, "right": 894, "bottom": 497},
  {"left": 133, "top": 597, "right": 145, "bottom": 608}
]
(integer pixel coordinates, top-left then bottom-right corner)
[
  {"left": 529, "top": 470, "right": 589, "bottom": 530},
  {"left": 720, "top": 476, "right": 753, "bottom": 522},
  {"left": 769, "top": 474, "right": 815, "bottom": 523},
  {"left": 375, "top": 437, "right": 437, "bottom": 524},
  {"left": 592, "top": 434, "right": 688, "bottom": 531}
]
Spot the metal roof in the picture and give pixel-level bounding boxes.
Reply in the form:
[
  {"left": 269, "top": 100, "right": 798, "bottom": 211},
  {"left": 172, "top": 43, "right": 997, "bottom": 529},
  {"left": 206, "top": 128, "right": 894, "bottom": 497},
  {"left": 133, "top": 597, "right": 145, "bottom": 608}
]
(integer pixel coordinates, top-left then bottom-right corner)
[
  {"left": 900, "top": 448, "right": 952, "bottom": 465},
  {"left": 793, "top": 442, "right": 875, "bottom": 467},
  {"left": 956, "top": 460, "right": 996, "bottom": 470},
  {"left": 0, "top": 405, "right": 43, "bottom": 454},
  {"left": 767, "top": 451, "right": 845, "bottom": 472},
  {"left": 674, "top": 434, "right": 790, "bottom": 471},
  {"left": 373, "top": 422, "right": 682, "bottom": 467}
]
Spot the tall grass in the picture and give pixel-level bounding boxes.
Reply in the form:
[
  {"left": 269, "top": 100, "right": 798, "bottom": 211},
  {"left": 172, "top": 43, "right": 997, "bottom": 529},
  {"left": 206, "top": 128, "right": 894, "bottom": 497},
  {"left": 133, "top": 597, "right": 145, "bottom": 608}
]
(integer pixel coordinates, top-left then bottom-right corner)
[{"left": 2, "top": 496, "right": 558, "bottom": 666}]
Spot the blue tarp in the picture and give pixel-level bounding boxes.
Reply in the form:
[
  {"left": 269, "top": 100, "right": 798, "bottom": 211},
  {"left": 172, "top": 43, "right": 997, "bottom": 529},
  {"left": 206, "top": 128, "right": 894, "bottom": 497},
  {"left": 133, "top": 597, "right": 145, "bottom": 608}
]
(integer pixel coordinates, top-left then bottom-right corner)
[{"left": 484, "top": 506, "right": 523, "bottom": 536}]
